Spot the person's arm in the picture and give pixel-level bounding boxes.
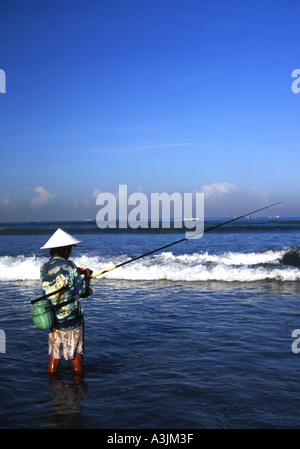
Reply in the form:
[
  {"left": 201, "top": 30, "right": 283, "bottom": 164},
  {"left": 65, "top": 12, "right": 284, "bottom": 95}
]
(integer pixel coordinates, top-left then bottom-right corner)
[{"left": 77, "top": 267, "right": 93, "bottom": 298}]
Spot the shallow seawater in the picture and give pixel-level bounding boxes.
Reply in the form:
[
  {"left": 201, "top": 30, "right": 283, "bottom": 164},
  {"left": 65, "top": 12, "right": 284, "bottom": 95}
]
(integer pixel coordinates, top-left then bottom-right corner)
[
  {"left": 1, "top": 278, "right": 300, "bottom": 429},
  {"left": 1, "top": 217, "right": 300, "bottom": 429}
]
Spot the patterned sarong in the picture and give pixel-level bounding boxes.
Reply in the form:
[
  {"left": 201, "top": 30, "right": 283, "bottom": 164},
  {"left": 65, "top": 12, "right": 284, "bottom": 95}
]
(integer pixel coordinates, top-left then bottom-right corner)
[{"left": 48, "top": 324, "right": 84, "bottom": 360}]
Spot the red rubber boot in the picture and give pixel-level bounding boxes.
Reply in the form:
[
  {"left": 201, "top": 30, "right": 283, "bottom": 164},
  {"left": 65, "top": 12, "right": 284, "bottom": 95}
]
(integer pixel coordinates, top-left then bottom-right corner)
[
  {"left": 48, "top": 357, "right": 61, "bottom": 375},
  {"left": 72, "top": 354, "right": 84, "bottom": 377}
]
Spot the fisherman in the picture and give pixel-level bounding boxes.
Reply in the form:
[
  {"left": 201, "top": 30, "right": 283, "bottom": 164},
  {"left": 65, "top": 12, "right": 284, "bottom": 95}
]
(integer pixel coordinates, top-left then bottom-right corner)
[{"left": 40, "top": 228, "right": 93, "bottom": 377}]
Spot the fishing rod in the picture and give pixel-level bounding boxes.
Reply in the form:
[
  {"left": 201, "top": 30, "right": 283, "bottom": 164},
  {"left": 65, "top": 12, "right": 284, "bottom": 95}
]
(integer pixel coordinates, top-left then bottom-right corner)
[
  {"left": 91, "top": 201, "right": 282, "bottom": 278},
  {"left": 32, "top": 201, "right": 282, "bottom": 303}
]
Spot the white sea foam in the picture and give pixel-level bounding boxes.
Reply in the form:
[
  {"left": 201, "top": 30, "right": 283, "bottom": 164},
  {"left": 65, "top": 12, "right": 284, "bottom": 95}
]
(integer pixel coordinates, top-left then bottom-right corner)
[
  {"left": 0, "top": 248, "right": 299, "bottom": 282},
  {"left": 0, "top": 255, "right": 46, "bottom": 281}
]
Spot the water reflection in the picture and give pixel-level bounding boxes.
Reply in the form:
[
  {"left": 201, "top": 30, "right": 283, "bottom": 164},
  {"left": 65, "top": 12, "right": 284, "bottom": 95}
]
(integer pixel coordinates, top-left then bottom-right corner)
[{"left": 47, "top": 375, "right": 87, "bottom": 428}]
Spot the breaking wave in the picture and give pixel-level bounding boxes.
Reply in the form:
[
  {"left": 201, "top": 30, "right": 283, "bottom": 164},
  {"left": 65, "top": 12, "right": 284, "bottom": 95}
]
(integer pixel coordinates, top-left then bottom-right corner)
[{"left": 1, "top": 247, "right": 300, "bottom": 283}]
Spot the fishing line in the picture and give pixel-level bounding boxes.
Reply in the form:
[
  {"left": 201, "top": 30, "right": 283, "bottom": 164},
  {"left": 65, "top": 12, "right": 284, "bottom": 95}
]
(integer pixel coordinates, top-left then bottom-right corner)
[{"left": 32, "top": 201, "right": 282, "bottom": 302}]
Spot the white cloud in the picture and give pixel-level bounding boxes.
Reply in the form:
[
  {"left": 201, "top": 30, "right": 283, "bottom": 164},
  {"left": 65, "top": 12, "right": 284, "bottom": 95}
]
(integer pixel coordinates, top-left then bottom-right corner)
[
  {"left": 251, "top": 187, "right": 270, "bottom": 201},
  {"left": 200, "top": 182, "right": 238, "bottom": 200},
  {"left": 92, "top": 188, "right": 102, "bottom": 198},
  {"left": 30, "top": 186, "right": 54, "bottom": 207},
  {"left": 0, "top": 193, "right": 16, "bottom": 207}
]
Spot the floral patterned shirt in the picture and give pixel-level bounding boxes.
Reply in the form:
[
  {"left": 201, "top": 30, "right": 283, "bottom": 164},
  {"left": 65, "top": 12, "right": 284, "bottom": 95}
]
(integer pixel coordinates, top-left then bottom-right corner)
[{"left": 40, "top": 256, "right": 87, "bottom": 331}]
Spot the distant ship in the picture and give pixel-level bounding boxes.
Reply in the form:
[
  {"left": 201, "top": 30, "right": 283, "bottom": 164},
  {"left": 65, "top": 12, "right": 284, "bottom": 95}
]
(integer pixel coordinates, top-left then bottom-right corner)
[{"left": 269, "top": 216, "right": 280, "bottom": 219}]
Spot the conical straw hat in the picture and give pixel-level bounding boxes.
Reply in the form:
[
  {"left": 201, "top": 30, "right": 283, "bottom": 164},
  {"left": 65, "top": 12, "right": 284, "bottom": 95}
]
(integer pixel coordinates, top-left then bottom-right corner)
[{"left": 40, "top": 228, "right": 83, "bottom": 249}]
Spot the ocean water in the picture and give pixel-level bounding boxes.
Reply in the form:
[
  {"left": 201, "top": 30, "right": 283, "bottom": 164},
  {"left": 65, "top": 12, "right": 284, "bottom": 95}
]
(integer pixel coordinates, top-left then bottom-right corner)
[{"left": 1, "top": 217, "right": 300, "bottom": 429}]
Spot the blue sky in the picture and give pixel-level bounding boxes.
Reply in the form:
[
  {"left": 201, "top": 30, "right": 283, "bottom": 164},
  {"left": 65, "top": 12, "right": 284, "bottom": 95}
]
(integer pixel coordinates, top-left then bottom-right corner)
[{"left": 0, "top": 0, "right": 299, "bottom": 220}]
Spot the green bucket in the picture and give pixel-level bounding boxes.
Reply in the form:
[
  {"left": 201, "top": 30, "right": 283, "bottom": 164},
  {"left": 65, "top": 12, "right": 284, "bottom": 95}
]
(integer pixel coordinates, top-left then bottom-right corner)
[{"left": 31, "top": 299, "right": 55, "bottom": 330}]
